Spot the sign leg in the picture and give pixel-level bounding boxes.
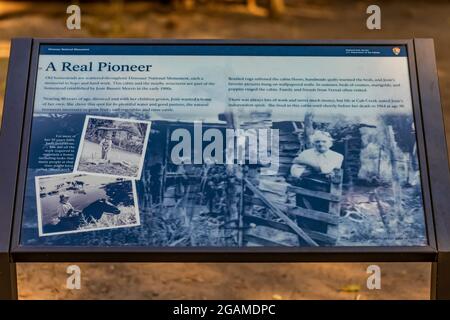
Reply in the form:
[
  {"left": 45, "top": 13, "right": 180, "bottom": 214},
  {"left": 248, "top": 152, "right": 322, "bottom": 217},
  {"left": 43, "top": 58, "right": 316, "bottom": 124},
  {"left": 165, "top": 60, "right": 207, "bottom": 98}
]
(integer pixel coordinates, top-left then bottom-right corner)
[
  {"left": 0, "top": 254, "right": 17, "bottom": 300},
  {"left": 431, "top": 252, "right": 450, "bottom": 300}
]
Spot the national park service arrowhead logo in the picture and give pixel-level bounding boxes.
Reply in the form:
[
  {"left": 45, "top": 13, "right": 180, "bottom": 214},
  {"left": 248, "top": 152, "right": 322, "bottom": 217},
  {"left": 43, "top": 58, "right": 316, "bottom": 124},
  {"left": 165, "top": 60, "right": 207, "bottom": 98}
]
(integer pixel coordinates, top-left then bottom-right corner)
[{"left": 392, "top": 47, "right": 401, "bottom": 56}]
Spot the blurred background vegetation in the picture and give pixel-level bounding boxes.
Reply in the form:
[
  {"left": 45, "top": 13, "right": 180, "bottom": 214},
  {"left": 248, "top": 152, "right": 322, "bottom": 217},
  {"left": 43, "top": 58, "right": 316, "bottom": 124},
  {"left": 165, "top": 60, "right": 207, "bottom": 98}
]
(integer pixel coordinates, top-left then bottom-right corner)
[{"left": 0, "top": 0, "right": 448, "bottom": 299}]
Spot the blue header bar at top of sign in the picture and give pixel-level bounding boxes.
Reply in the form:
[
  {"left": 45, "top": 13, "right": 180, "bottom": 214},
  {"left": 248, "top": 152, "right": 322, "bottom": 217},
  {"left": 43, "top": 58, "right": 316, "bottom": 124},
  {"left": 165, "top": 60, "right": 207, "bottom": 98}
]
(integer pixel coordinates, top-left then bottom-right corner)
[{"left": 39, "top": 44, "right": 408, "bottom": 57}]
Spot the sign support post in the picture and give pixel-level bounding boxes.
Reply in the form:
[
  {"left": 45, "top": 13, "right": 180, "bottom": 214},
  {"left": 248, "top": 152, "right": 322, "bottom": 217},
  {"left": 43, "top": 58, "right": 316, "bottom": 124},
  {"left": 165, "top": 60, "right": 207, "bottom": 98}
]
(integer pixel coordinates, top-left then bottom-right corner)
[
  {"left": 414, "top": 38, "right": 450, "bottom": 300},
  {"left": 0, "top": 255, "right": 17, "bottom": 300},
  {"left": 0, "top": 38, "right": 32, "bottom": 300}
]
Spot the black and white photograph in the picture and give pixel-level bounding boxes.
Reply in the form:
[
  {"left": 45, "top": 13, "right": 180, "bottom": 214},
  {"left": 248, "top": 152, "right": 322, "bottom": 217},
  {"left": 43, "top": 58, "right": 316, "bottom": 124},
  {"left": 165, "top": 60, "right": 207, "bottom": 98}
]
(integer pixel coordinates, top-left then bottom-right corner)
[
  {"left": 74, "top": 116, "right": 151, "bottom": 179},
  {"left": 131, "top": 111, "right": 426, "bottom": 247},
  {"left": 23, "top": 110, "right": 427, "bottom": 246},
  {"left": 35, "top": 173, "right": 140, "bottom": 237}
]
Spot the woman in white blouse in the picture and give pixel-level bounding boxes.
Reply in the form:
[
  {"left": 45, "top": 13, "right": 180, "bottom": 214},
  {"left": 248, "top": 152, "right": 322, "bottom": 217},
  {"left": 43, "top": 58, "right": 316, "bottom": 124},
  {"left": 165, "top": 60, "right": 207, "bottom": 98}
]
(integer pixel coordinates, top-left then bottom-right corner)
[{"left": 291, "top": 130, "right": 343, "bottom": 178}]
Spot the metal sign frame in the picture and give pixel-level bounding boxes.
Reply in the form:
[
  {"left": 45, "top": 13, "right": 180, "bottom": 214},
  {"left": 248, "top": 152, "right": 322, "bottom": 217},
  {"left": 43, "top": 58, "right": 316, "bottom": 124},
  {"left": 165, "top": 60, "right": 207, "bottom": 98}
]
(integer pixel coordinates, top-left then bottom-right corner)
[{"left": 0, "top": 38, "right": 448, "bottom": 300}]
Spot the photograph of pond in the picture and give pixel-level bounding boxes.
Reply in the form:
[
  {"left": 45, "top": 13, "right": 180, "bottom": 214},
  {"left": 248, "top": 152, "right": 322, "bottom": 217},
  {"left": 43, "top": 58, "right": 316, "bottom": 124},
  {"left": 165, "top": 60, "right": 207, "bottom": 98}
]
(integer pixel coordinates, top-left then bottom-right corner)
[{"left": 35, "top": 173, "right": 140, "bottom": 236}]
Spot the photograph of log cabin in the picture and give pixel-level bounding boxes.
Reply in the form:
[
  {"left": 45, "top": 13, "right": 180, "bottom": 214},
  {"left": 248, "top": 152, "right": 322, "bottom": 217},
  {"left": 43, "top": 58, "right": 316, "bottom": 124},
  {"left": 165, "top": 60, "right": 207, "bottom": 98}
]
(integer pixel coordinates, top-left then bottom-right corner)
[
  {"left": 20, "top": 109, "right": 426, "bottom": 248},
  {"left": 133, "top": 111, "right": 426, "bottom": 247},
  {"left": 1, "top": 0, "right": 447, "bottom": 300}
]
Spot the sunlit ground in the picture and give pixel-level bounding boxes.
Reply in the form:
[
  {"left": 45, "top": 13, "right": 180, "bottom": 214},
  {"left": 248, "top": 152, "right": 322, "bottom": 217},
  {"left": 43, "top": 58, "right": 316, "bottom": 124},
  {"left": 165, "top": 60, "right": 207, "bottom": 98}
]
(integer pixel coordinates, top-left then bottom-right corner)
[{"left": 17, "top": 262, "right": 431, "bottom": 300}]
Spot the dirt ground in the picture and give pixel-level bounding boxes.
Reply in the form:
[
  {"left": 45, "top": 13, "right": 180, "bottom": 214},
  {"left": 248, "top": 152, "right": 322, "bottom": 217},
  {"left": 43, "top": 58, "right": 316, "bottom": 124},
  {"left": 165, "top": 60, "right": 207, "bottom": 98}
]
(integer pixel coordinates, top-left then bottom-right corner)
[
  {"left": 0, "top": 0, "right": 448, "bottom": 299},
  {"left": 17, "top": 262, "right": 431, "bottom": 300}
]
